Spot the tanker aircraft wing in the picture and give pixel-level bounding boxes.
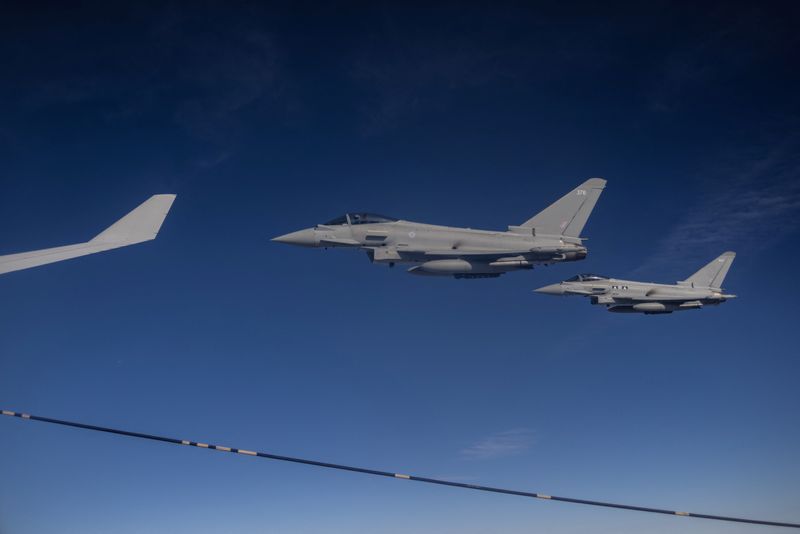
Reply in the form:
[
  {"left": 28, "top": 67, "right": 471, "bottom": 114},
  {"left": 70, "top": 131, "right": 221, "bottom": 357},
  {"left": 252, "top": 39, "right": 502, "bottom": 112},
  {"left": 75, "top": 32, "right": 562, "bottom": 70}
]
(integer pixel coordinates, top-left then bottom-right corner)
[{"left": 0, "top": 194, "right": 176, "bottom": 276}]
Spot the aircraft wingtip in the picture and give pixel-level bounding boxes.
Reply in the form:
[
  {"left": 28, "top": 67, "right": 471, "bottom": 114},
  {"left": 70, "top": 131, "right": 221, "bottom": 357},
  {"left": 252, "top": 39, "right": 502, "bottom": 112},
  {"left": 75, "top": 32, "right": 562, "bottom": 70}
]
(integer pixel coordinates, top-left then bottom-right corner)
[
  {"left": 147, "top": 193, "right": 177, "bottom": 206},
  {"left": 90, "top": 194, "right": 177, "bottom": 244}
]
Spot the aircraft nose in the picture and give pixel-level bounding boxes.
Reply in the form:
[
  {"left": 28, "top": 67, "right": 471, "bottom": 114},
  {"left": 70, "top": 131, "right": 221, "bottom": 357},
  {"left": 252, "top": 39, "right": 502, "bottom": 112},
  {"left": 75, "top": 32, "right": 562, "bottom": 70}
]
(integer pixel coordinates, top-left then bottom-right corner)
[
  {"left": 534, "top": 283, "right": 565, "bottom": 295},
  {"left": 271, "top": 228, "right": 318, "bottom": 247}
]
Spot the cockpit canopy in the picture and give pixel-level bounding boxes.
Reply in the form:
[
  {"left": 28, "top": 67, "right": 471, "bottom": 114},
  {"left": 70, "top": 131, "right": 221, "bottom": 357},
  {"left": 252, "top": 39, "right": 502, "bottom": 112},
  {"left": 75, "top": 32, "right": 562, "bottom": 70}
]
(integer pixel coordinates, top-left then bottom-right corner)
[
  {"left": 323, "top": 213, "right": 398, "bottom": 226},
  {"left": 566, "top": 273, "right": 608, "bottom": 282}
]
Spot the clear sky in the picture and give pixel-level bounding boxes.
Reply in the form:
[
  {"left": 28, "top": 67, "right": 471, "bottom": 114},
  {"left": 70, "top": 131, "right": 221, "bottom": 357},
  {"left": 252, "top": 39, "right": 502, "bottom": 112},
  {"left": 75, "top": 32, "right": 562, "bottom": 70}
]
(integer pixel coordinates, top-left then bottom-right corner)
[{"left": 1, "top": 3, "right": 799, "bottom": 533}]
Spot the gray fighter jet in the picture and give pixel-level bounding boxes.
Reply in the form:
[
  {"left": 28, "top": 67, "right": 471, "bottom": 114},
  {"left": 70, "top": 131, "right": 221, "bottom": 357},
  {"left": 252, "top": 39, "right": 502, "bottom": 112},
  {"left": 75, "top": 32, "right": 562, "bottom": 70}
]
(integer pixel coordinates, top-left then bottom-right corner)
[
  {"left": 535, "top": 252, "right": 736, "bottom": 314},
  {"left": 272, "top": 178, "right": 606, "bottom": 278}
]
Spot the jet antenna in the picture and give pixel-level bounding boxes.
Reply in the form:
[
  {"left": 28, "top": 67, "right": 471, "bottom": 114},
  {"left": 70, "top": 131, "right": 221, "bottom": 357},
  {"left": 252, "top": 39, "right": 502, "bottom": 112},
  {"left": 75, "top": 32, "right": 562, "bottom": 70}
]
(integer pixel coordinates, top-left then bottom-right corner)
[{"left": 2, "top": 409, "right": 798, "bottom": 529}]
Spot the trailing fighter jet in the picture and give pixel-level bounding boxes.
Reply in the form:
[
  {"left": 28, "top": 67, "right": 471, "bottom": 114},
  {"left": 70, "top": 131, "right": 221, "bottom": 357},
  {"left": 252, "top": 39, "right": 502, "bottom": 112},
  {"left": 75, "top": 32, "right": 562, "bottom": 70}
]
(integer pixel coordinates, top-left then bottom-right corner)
[
  {"left": 272, "top": 178, "right": 606, "bottom": 278},
  {"left": 535, "top": 252, "right": 736, "bottom": 314},
  {"left": 0, "top": 194, "right": 176, "bottom": 276}
]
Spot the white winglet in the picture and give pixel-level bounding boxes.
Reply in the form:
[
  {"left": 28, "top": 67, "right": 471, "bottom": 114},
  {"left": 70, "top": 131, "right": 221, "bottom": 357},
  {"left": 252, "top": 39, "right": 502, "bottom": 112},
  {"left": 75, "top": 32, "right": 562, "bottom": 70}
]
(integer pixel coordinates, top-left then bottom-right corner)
[
  {"left": 0, "top": 194, "right": 176, "bottom": 276},
  {"left": 90, "top": 194, "right": 176, "bottom": 245}
]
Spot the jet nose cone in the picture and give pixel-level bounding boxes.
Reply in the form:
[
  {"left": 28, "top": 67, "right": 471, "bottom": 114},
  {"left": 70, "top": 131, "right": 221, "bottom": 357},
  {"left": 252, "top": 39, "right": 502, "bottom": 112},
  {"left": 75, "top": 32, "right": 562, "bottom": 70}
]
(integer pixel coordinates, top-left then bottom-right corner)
[
  {"left": 534, "top": 283, "right": 565, "bottom": 295},
  {"left": 271, "top": 228, "right": 318, "bottom": 247}
]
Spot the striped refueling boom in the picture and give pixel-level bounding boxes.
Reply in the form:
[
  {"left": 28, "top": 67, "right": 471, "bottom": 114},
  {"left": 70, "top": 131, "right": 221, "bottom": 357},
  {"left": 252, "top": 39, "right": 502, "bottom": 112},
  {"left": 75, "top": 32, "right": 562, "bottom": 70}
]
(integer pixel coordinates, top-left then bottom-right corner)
[{"left": 2, "top": 409, "right": 797, "bottom": 529}]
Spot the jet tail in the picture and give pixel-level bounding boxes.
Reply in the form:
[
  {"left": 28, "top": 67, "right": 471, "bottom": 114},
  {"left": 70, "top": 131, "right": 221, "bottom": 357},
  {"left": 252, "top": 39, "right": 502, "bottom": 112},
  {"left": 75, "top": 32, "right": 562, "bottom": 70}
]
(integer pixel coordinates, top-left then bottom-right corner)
[
  {"left": 681, "top": 251, "right": 736, "bottom": 289},
  {"left": 520, "top": 178, "right": 606, "bottom": 237}
]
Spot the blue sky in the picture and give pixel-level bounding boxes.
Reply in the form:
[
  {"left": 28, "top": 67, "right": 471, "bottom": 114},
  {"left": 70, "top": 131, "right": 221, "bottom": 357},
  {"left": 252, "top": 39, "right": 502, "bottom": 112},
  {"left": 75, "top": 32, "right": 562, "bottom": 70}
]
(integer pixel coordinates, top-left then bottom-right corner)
[{"left": 1, "top": 3, "right": 799, "bottom": 533}]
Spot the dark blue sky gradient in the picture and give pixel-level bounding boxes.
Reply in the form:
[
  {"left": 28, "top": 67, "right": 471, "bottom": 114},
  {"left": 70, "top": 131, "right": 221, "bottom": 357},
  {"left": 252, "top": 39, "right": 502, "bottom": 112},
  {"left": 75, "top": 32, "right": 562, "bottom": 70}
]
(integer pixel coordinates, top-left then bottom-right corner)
[{"left": 1, "top": 3, "right": 799, "bottom": 533}]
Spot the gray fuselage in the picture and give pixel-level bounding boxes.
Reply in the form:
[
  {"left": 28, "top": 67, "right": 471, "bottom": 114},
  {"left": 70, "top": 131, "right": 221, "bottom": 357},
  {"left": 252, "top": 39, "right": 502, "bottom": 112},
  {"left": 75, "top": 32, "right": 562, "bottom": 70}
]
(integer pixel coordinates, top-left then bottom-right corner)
[
  {"left": 536, "top": 274, "right": 735, "bottom": 314},
  {"left": 273, "top": 178, "right": 607, "bottom": 278},
  {"left": 274, "top": 217, "right": 587, "bottom": 278}
]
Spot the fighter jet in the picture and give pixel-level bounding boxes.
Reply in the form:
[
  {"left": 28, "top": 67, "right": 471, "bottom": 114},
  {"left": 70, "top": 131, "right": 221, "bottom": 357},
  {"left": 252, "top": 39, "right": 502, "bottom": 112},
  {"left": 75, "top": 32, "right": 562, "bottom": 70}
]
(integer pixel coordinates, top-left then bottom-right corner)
[
  {"left": 272, "top": 178, "right": 606, "bottom": 278},
  {"left": 0, "top": 194, "right": 176, "bottom": 276},
  {"left": 535, "top": 252, "right": 736, "bottom": 314}
]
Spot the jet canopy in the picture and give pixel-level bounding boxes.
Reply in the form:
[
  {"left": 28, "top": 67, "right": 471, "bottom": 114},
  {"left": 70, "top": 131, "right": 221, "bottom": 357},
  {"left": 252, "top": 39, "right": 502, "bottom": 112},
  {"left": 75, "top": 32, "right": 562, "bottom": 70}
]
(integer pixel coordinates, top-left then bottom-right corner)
[
  {"left": 566, "top": 273, "right": 608, "bottom": 282},
  {"left": 324, "top": 213, "right": 398, "bottom": 226}
]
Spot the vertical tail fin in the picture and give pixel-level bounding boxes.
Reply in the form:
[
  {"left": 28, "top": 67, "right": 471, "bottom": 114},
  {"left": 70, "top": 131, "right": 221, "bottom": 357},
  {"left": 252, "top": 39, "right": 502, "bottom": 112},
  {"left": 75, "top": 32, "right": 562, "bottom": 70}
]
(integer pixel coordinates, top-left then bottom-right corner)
[
  {"left": 520, "top": 178, "right": 606, "bottom": 237},
  {"left": 681, "top": 251, "right": 736, "bottom": 289}
]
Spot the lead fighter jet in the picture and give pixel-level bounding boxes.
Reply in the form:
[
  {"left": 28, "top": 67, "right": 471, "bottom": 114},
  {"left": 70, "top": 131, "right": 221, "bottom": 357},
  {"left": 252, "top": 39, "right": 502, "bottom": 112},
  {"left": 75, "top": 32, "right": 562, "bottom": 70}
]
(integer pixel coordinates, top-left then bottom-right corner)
[
  {"left": 535, "top": 252, "right": 736, "bottom": 314},
  {"left": 273, "top": 178, "right": 606, "bottom": 278}
]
